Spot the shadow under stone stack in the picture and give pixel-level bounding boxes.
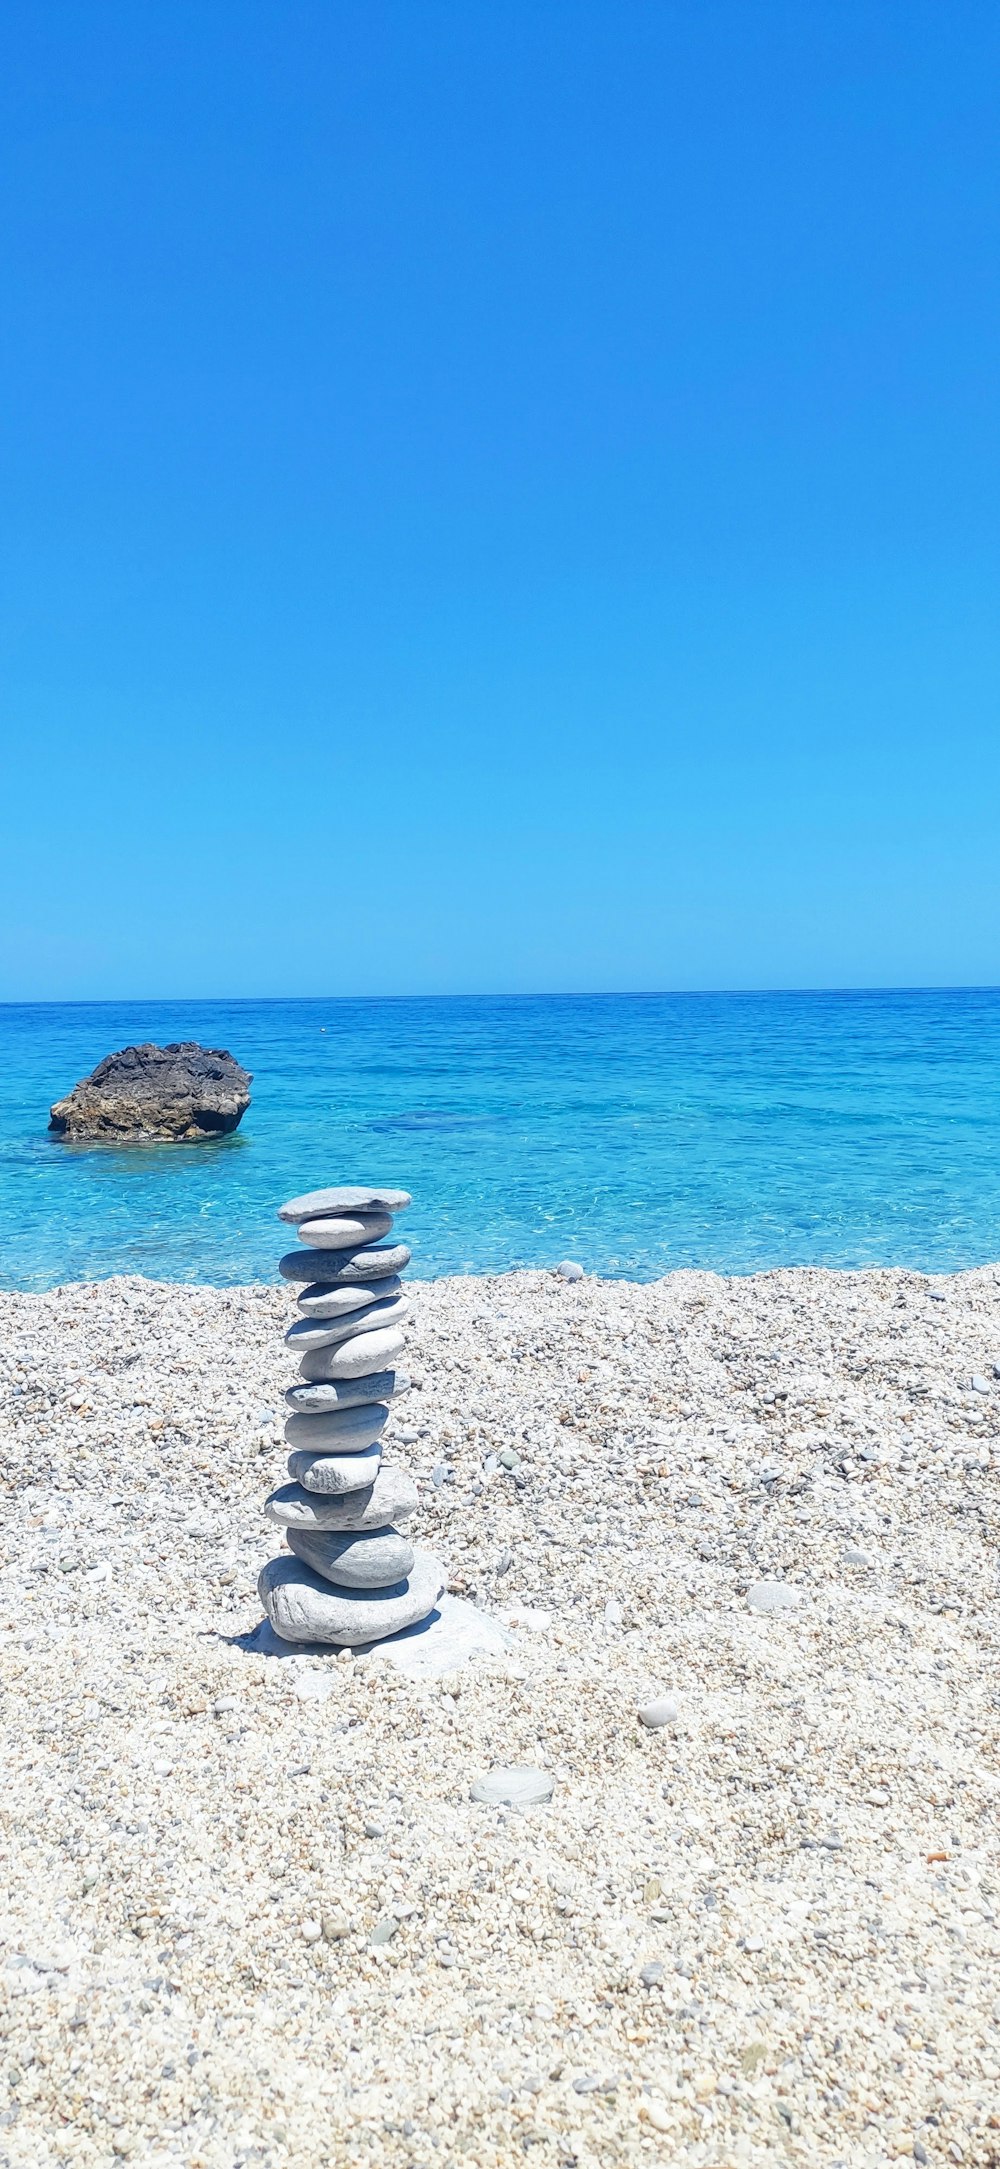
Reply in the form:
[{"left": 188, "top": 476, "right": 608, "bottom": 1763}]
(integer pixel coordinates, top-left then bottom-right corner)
[{"left": 258, "top": 1185, "right": 445, "bottom": 1647}]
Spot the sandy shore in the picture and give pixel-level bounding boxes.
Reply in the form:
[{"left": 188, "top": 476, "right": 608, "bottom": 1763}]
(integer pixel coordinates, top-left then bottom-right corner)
[{"left": 1, "top": 1263, "right": 999, "bottom": 2169}]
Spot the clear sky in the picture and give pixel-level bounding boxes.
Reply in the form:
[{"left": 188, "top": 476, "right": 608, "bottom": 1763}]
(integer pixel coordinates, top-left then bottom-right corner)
[{"left": 1, "top": 1, "right": 998, "bottom": 1000}]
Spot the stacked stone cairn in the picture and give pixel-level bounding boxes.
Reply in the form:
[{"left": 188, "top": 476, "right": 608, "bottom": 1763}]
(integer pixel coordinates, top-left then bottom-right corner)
[{"left": 258, "top": 1185, "right": 446, "bottom": 1647}]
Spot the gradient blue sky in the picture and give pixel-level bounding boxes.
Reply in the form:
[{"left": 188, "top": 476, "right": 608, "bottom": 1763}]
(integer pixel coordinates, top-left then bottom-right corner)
[{"left": 1, "top": 1, "right": 998, "bottom": 999}]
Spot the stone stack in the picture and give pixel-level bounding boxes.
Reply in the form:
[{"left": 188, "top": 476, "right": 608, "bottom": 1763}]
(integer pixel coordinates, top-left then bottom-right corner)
[{"left": 258, "top": 1185, "right": 445, "bottom": 1648}]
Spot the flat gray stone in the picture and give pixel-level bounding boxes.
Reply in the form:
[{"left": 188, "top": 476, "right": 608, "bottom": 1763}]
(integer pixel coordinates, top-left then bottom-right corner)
[
  {"left": 279, "top": 1244, "right": 411, "bottom": 1286},
  {"left": 746, "top": 1579, "right": 804, "bottom": 1614},
  {"left": 285, "top": 1371, "right": 407, "bottom": 1414},
  {"left": 285, "top": 1295, "right": 409, "bottom": 1351},
  {"left": 294, "top": 1210, "right": 393, "bottom": 1250},
  {"left": 284, "top": 1403, "right": 389, "bottom": 1451},
  {"left": 279, "top": 1186, "right": 411, "bottom": 1224},
  {"left": 288, "top": 1443, "right": 382, "bottom": 1494},
  {"left": 369, "top": 1594, "right": 512, "bottom": 1678},
  {"left": 638, "top": 1696, "right": 679, "bottom": 1729},
  {"left": 470, "top": 1765, "right": 554, "bottom": 1808},
  {"left": 296, "top": 1275, "right": 402, "bottom": 1318},
  {"left": 287, "top": 1525, "right": 415, "bottom": 1588},
  {"left": 298, "top": 1325, "right": 406, "bottom": 1382},
  {"left": 241, "top": 1593, "right": 507, "bottom": 1673},
  {"left": 265, "top": 1469, "right": 418, "bottom": 1530},
  {"left": 258, "top": 1548, "right": 445, "bottom": 1647},
  {"left": 556, "top": 1260, "right": 584, "bottom": 1281}
]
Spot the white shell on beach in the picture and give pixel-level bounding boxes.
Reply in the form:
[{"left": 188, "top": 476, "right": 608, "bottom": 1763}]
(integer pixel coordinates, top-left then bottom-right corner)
[
  {"left": 258, "top": 1549, "right": 445, "bottom": 1646},
  {"left": 279, "top": 1243, "right": 411, "bottom": 1285},
  {"left": 279, "top": 1185, "right": 411, "bottom": 1224},
  {"left": 294, "top": 1210, "right": 393, "bottom": 1250},
  {"left": 264, "top": 1469, "right": 418, "bottom": 1529},
  {"left": 285, "top": 1295, "right": 409, "bottom": 1351},
  {"left": 295, "top": 1275, "right": 403, "bottom": 1318},
  {"left": 470, "top": 1766, "right": 554, "bottom": 1808},
  {"left": 298, "top": 1325, "right": 406, "bottom": 1382},
  {"left": 286, "top": 1525, "right": 415, "bottom": 1588}
]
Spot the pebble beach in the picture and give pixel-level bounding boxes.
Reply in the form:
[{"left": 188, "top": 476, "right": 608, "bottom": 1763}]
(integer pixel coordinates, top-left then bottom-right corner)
[{"left": 1, "top": 1262, "right": 999, "bottom": 2169}]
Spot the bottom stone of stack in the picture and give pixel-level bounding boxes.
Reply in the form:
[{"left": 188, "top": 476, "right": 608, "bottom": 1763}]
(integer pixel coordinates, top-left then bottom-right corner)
[{"left": 258, "top": 1548, "right": 446, "bottom": 1647}]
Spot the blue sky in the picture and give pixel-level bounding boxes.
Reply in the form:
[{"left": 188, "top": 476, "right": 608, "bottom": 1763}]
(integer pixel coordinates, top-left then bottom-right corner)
[{"left": 1, "top": 1, "right": 998, "bottom": 999}]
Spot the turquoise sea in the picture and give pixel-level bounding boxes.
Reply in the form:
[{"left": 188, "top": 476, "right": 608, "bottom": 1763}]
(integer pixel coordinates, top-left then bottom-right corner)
[{"left": 2, "top": 991, "right": 1000, "bottom": 1291}]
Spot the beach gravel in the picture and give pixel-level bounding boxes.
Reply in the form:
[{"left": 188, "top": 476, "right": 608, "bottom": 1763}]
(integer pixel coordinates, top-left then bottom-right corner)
[{"left": 1, "top": 1262, "right": 999, "bottom": 2166}]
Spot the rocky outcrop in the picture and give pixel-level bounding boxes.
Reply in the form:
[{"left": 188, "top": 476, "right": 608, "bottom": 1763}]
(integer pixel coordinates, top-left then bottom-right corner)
[{"left": 49, "top": 1042, "right": 252, "bottom": 1141}]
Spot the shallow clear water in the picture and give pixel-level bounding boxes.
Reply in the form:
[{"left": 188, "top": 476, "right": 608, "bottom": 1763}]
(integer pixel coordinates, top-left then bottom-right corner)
[{"left": 2, "top": 990, "right": 1000, "bottom": 1289}]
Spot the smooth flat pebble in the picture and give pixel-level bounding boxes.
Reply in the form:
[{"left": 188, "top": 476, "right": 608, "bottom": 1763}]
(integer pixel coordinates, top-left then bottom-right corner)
[
  {"left": 470, "top": 1766, "right": 555, "bottom": 1808},
  {"left": 285, "top": 1371, "right": 406, "bottom": 1414},
  {"left": 278, "top": 1185, "right": 411, "bottom": 1223},
  {"left": 298, "top": 1325, "right": 406, "bottom": 1382},
  {"left": 367, "top": 1594, "right": 511, "bottom": 1677},
  {"left": 285, "top": 1295, "right": 409, "bottom": 1351},
  {"left": 287, "top": 1443, "right": 382, "bottom": 1495},
  {"left": 283, "top": 1403, "right": 389, "bottom": 1451},
  {"left": 287, "top": 1525, "right": 416, "bottom": 1588},
  {"left": 259, "top": 1548, "right": 445, "bottom": 1646},
  {"left": 746, "top": 1578, "right": 804, "bottom": 1613},
  {"left": 295, "top": 1275, "right": 403, "bottom": 1319},
  {"left": 279, "top": 1243, "right": 411, "bottom": 1286},
  {"left": 264, "top": 1469, "right": 418, "bottom": 1530},
  {"left": 293, "top": 1210, "right": 392, "bottom": 1250}
]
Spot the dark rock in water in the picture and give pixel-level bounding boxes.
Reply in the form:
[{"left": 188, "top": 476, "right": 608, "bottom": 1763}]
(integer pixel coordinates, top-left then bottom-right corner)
[{"left": 49, "top": 1041, "right": 252, "bottom": 1141}]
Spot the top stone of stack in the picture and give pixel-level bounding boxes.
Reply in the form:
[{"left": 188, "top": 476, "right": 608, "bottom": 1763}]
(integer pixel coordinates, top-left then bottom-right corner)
[{"left": 278, "top": 1186, "right": 412, "bottom": 1225}]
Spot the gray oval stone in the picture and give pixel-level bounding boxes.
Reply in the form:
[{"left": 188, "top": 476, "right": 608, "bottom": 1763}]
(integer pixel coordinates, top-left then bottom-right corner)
[
  {"left": 294, "top": 1210, "right": 393, "bottom": 1250},
  {"left": 296, "top": 1276, "right": 403, "bottom": 1318},
  {"left": 746, "top": 1579, "right": 804, "bottom": 1614},
  {"left": 556, "top": 1260, "right": 584, "bottom": 1282},
  {"left": 264, "top": 1469, "right": 418, "bottom": 1530},
  {"left": 298, "top": 1326, "right": 406, "bottom": 1382},
  {"left": 258, "top": 1548, "right": 445, "bottom": 1647},
  {"left": 285, "top": 1371, "right": 407, "bottom": 1414},
  {"left": 279, "top": 1186, "right": 411, "bottom": 1224},
  {"left": 279, "top": 1243, "right": 411, "bottom": 1286},
  {"left": 470, "top": 1766, "right": 554, "bottom": 1808},
  {"left": 287, "top": 1443, "right": 382, "bottom": 1494},
  {"left": 285, "top": 1295, "right": 410, "bottom": 1351},
  {"left": 287, "top": 1525, "right": 416, "bottom": 1588},
  {"left": 284, "top": 1404, "right": 389, "bottom": 1451}
]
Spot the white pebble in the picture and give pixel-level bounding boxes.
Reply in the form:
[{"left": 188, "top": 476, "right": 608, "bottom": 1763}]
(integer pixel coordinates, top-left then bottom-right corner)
[{"left": 638, "top": 1696, "right": 679, "bottom": 1729}]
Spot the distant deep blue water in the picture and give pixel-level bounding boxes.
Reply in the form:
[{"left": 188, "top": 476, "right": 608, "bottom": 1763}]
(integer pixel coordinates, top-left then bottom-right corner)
[{"left": 2, "top": 991, "right": 1000, "bottom": 1290}]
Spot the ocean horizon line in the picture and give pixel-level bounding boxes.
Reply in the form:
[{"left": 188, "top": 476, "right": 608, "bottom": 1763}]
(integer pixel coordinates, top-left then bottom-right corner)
[{"left": 3, "top": 980, "right": 1000, "bottom": 1011}]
